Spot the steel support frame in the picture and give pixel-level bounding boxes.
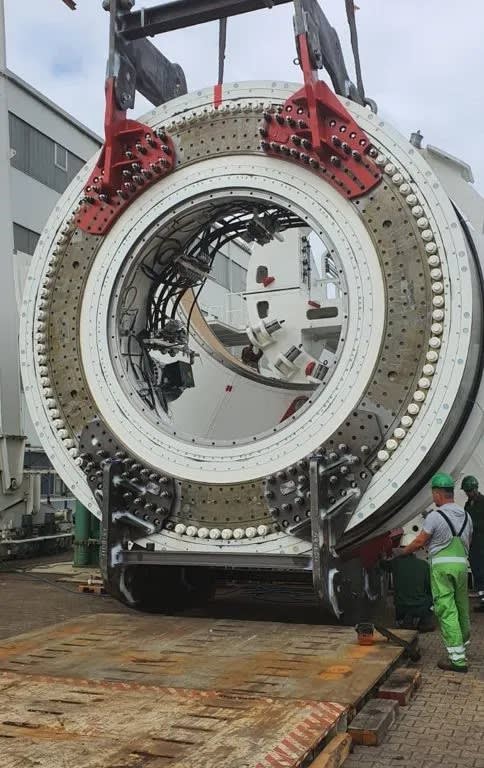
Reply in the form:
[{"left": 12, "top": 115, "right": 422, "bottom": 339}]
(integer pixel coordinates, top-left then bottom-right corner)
[
  {"left": 309, "top": 453, "right": 345, "bottom": 617},
  {"left": 118, "top": 0, "right": 293, "bottom": 39},
  {"left": 99, "top": 460, "right": 311, "bottom": 590},
  {"left": 308, "top": 452, "right": 392, "bottom": 620},
  {"left": 117, "top": 549, "right": 312, "bottom": 571},
  {"left": 99, "top": 454, "right": 381, "bottom": 619}
]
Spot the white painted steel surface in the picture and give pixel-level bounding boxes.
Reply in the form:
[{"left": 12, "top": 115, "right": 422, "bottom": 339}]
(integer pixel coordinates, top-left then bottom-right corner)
[{"left": 20, "top": 82, "right": 483, "bottom": 545}]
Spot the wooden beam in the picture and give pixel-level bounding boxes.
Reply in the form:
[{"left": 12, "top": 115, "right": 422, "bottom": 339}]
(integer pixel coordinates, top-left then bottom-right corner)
[{"left": 309, "top": 734, "right": 352, "bottom": 768}]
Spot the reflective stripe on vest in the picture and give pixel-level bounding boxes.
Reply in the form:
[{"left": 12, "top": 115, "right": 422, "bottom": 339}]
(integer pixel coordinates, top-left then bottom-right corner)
[{"left": 430, "top": 527, "right": 468, "bottom": 569}]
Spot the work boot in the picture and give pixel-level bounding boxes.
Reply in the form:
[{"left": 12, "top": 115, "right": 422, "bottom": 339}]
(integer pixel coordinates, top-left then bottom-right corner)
[{"left": 437, "top": 658, "right": 468, "bottom": 673}]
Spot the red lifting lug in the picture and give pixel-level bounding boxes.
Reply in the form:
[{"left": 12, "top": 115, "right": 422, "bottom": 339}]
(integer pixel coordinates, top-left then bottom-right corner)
[
  {"left": 262, "top": 275, "right": 275, "bottom": 287},
  {"left": 343, "top": 531, "right": 396, "bottom": 569},
  {"left": 260, "top": 33, "right": 382, "bottom": 200},
  {"left": 77, "top": 78, "right": 176, "bottom": 236}
]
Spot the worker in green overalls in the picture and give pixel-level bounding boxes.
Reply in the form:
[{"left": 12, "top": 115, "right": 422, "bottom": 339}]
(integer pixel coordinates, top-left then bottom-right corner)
[
  {"left": 461, "top": 476, "right": 484, "bottom": 612},
  {"left": 399, "top": 472, "right": 472, "bottom": 672}
]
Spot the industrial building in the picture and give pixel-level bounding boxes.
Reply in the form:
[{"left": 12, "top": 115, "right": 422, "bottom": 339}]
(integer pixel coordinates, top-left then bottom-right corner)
[
  {"left": 1, "top": 38, "right": 251, "bottom": 495},
  {"left": 0, "top": 29, "right": 101, "bottom": 484}
]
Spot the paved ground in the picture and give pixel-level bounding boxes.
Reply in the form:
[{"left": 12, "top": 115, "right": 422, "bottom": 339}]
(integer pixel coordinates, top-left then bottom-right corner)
[
  {"left": 344, "top": 602, "right": 484, "bottom": 768},
  {"left": 1, "top": 556, "right": 483, "bottom": 766},
  {"left": 0, "top": 557, "right": 130, "bottom": 640}
]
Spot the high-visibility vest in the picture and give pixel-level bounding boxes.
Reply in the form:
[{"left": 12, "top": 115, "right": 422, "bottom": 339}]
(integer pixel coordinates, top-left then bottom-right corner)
[{"left": 431, "top": 509, "right": 470, "bottom": 566}]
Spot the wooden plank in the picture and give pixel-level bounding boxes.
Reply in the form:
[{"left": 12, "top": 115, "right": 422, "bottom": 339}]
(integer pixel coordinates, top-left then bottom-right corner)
[
  {"left": 77, "top": 583, "right": 107, "bottom": 595},
  {"left": 348, "top": 699, "right": 398, "bottom": 746},
  {"left": 376, "top": 667, "right": 422, "bottom": 706},
  {"left": 309, "top": 733, "right": 352, "bottom": 768}
]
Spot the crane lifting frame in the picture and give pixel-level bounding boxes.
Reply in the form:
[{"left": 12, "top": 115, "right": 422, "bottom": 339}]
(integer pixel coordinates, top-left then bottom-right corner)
[{"left": 118, "top": 0, "right": 294, "bottom": 38}]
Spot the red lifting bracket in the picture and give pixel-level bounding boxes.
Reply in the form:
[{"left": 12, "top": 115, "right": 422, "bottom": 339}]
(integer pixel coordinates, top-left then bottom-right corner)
[
  {"left": 261, "top": 32, "right": 382, "bottom": 199},
  {"left": 76, "top": 78, "right": 176, "bottom": 236}
]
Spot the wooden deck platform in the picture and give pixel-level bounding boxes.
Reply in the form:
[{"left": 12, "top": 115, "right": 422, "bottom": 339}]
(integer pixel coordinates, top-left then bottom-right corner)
[{"left": 0, "top": 613, "right": 415, "bottom": 767}]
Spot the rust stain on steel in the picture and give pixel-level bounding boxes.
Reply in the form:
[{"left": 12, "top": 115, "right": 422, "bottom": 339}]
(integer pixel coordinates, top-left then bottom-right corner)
[
  {"left": 0, "top": 671, "right": 346, "bottom": 768},
  {"left": 0, "top": 720, "right": 83, "bottom": 742},
  {"left": 0, "top": 614, "right": 414, "bottom": 710},
  {"left": 0, "top": 614, "right": 418, "bottom": 767}
]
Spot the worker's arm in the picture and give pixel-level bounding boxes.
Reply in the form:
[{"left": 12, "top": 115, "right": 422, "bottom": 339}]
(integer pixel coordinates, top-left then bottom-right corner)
[{"left": 401, "top": 530, "right": 431, "bottom": 556}]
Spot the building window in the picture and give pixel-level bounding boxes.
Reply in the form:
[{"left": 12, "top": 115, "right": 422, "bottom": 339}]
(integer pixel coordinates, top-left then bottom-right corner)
[
  {"left": 211, "top": 252, "right": 230, "bottom": 289},
  {"left": 13, "top": 223, "right": 40, "bottom": 256},
  {"left": 211, "top": 252, "right": 248, "bottom": 293},
  {"left": 41, "top": 472, "right": 55, "bottom": 497},
  {"left": 231, "top": 261, "right": 248, "bottom": 294},
  {"left": 54, "top": 143, "right": 68, "bottom": 171},
  {"left": 54, "top": 475, "right": 69, "bottom": 496},
  {"left": 9, "top": 113, "right": 86, "bottom": 194}
]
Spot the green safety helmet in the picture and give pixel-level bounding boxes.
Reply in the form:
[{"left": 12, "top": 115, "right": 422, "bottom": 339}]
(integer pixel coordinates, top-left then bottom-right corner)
[
  {"left": 431, "top": 472, "right": 454, "bottom": 489},
  {"left": 461, "top": 475, "right": 479, "bottom": 492}
]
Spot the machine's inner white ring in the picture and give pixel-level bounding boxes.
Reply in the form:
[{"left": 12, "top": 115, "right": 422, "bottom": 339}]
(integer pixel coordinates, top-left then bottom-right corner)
[{"left": 80, "top": 157, "right": 385, "bottom": 483}]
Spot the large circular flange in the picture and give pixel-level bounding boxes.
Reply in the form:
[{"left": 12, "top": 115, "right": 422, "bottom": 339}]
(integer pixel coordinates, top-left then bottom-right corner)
[
  {"left": 80, "top": 156, "right": 383, "bottom": 484},
  {"left": 19, "top": 81, "right": 477, "bottom": 529},
  {"left": 342, "top": 101, "right": 476, "bottom": 530}
]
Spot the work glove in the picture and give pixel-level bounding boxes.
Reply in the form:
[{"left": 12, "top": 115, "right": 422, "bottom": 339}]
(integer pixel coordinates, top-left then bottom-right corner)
[{"left": 391, "top": 547, "right": 405, "bottom": 558}]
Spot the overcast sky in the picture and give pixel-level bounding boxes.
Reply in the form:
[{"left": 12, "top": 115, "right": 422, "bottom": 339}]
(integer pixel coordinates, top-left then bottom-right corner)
[{"left": 4, "top": 1, "right": 484, "bottom": 191}]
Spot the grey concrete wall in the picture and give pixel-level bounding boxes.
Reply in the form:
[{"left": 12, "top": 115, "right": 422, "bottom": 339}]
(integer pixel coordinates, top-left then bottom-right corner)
[
  {"left": 1, "top": 70, "right": 100, "bottom": 452},
  {"left": 10, "top": 168, "right": 59, "bottom": 234},
  {"left": 6, "top": 74, "right": 100, "bottom": 161}
]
